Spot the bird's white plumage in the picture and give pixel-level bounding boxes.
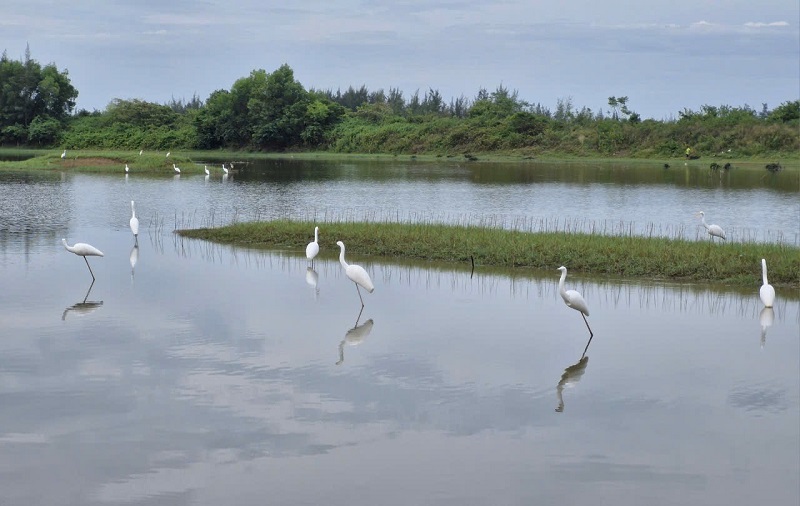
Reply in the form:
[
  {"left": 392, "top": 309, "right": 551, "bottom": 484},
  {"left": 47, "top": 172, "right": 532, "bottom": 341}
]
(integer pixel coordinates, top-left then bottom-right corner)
[
  {"left": 61, "top": 149, "right": 66, "bottom": 159},
  {"left": 204, "top": 165, "right": 210, "bottom": 175},
  {"left": 697, "top": 211, "right": 726, "bottom": 240},
  {"left": 166, "top": 151, "right": 170, "bottom": 157},
  {"left": 129, "top": 200, "right": 139, "bottom": 238},
  {"left": 306, "top": 226, "right": 320, "bottom": 261},
  {"left": 558, "top": 266, "right": 589, "bottom": 316},
  {"left": 173, "top": 163, "right": 180, "bottom": 173},
  {"left": 62, "top": 238, "right": 104, "bottom": 257},
  {"left": 125, "top": 163, "right": 130, "bottom": 173},
  {"left": 337, "top": 240, "right": 374, "bottom": 297},
  {"left": 759, "top": 258, "right": 775, "bottom": 308},
  {"left": 222, "top": 163, "right": 229, "bottom": 174}
]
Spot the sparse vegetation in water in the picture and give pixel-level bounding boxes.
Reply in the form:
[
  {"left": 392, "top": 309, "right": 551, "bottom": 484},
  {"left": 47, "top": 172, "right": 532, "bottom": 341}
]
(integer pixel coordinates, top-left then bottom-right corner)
[{"left": 177, "top": 220, "right": 800, "bottom": 288}]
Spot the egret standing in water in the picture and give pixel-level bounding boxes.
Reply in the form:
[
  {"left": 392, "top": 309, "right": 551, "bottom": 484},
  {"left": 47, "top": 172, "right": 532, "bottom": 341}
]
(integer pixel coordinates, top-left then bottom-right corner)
[
  {"left": 696, "top": 211, "right": 726, "bottom": 241},
  {"left": 129, "top": 200, "right": 139, "bottom": 244},
  {"left": 336, "top": 241, "right": 374, "bottom": 307},
  {"left": 62, "top": 239, "right": 104, "bottom": 281},
  {"left": 306, "top": 226, "right": 319, "bottom": 265},
  {"left": 125, "top": 163, "right": 130, "bottom": 173},
  {"left": 557, "top": 266, "right": 593, "bottom": 338},
  {"left": 759, "top": 258, "right": 775, "bottom": 308},
  {"left": 222, "top": 163, "right": 229, "bottom": 174},
  {"left": 204, "top": 165, "right": 210, "bottom": 175},
  {"left": 173, "top": 163, "right": 180, "bottom": 174}
]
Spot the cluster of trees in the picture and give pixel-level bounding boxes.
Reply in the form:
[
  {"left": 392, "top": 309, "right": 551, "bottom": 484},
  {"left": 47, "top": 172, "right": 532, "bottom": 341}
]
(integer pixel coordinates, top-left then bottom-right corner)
[
  {"left": 2, "top": 48, "right": 798, "bottom": 157},
  {"left": 0, "top": 46, "right": 78, "bottom": 145}
]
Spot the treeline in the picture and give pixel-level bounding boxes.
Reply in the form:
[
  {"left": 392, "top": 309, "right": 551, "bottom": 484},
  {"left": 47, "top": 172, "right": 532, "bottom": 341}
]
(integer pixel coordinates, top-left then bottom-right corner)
[{"left": 2, "top": 49, "right": 798, "bottom": 157}]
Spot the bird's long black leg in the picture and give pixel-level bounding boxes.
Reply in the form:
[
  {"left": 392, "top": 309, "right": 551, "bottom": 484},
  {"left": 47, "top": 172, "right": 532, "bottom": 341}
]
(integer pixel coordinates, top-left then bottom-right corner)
[
  {"left": 355, "top": 284, "right": 364, "bottom": 307},
  {"left": 354, "top": 305, "right": 365, "bottom": 327},
  {"left": 84, "top": 256, "right": 95, "bottom": 281},
  {"left": 581, "top": 313, "right": 593, "bottom": 338}
]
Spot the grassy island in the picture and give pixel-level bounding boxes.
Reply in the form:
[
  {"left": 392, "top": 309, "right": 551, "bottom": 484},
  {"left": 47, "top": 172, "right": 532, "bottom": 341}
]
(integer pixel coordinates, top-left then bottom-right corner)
[{"left": 177, "top": 220, "right": 800, "bottom": 289}]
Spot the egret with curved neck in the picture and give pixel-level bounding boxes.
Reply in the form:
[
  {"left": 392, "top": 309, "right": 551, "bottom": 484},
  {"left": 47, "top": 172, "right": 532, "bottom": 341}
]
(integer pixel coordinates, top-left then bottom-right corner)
[
  {"left": 557, "top": 266, "right": 593, "bottom": 339},
  {"left": 336, "top": 240, "right": 374, "bottom": 307},
  {"left": 129, "top": 200, "right": 139, "bottom": 244},
  {"left": 306, "top": 226, "right": 320, "bottom": 265},
  {"left": 63, "top": 239, "right": 104, "bottom": 281},
  {"left": 696, "top": 211, "right": 726, "bottom": 240},
  {"left": 759, "top": 258, "right": 775, "bottom": 308}
]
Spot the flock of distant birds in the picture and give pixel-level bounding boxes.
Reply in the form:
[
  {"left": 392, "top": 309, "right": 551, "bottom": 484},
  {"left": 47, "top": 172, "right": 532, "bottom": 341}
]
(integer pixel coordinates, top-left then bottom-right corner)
[
  {"left": 62, "top": 148, "right": 233, "bottom": 176},
  {"left": 60, "top": 150, "right": 778, "bottom": 342}
]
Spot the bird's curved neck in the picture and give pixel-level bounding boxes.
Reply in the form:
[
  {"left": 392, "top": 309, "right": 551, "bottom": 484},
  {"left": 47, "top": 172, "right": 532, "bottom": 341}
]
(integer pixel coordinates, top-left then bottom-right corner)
[
  {"left": 762, "top": 260, "right": 769, "bottom": 285},
  {"left": 558, "top": 270, "right": 568, "bottom": 297},
  {"left": 314, "top": 228, "right": 318, "bottom": 242},
  {"left": 131, "top": 202, "right": 136, "bottom": 217},
  {"left": 338, "top": 245, "right": 348, "bottom": 269}
]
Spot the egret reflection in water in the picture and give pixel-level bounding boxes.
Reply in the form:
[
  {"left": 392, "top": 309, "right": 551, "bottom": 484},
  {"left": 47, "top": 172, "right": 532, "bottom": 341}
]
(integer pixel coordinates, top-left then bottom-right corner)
[
  {"left": 130, "top": 244, "right": 139, "bottom": 282},
  {"left": 555, "top": 355, "right": 590, "bottom": 413},
  {"left": 62, "top": 280, "right": 103, "bottom": 320},
  {"left": 305, "top": 267, "right": 319, "bottom": 299},
  {"left": 336, "top": 307, "right": 375, "bottom": 365},
  {"left": 759, "top": 307, "right": 775, "bottom": 348}
]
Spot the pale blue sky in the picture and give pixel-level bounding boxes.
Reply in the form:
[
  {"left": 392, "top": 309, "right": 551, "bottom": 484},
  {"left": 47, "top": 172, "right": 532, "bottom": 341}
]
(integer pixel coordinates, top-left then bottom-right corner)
[{"left": 2, "top": 0, "right": 798, "bottom": 119}]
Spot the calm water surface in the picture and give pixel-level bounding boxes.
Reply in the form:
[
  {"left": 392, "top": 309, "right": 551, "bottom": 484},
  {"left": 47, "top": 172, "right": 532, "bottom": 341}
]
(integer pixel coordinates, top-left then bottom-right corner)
[{"left": 0, "top": 162, "right": 798, "bottom": 505}]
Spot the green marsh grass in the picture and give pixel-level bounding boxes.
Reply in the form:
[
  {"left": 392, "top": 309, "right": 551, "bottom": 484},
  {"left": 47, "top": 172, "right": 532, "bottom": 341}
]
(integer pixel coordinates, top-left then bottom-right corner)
[
  {"left": 0, "top": 149, "right": 205, "bottom": 173},
  {"left": 177, "top": 219, "right": 800, "bottom": 288}
]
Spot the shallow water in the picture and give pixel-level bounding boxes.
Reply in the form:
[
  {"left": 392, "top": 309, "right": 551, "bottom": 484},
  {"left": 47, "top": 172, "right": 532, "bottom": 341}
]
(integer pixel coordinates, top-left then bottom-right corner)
[{"left": 0, "top": 163, "right": 798, "bottom": 505}]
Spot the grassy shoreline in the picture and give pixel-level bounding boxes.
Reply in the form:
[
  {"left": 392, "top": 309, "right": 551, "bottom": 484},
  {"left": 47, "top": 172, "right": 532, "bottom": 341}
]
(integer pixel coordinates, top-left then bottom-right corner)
[
  {"left": 1, "top": 147, "right": 798, "bottom": 172},
  {"left": 177, "top": 220, "right": 800, "bottom": 289}
]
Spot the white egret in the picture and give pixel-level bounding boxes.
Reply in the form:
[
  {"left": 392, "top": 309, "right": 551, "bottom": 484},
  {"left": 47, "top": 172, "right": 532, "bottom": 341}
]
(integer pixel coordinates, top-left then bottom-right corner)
[
  {"left": 166, "top": 151, "right": 171, "bottom": 157},
  {"left": 557, "top": 266, "right": 593, "bottom": 337},
  {"left": 759, "top": 258, "right": 775, "bottom": 308},
  {"left": 61, "top": 149, "right": 66, "bottom": 159},
  {"left": 139, "top": 149, "right": 143, "bottom": 155},
  {"left": 204, "top": 165, "right": 210, "bottom": 175},
  {"left": 336, "top": 240, "right": 374, "bottom": 307},
  {"left": 696, "top": 211, "right": 726, "bottom": 240},
  {"left": 125, "top": 163, "right": 130, "bottom": 173},
  {"left": 62, "top": 239, "right": 104, "bottom": 281},
  {"left": 173, "top": 163, "right": 180, "bottom": 173},
  {"left": 129, "top": 200, "right": 139, "bottom": 243},
  {"left": 222, "top": 163, "right": 229, "bottom": 174},
  {"left": 306, "top": 226, "right": 319, "bottom": 265}
]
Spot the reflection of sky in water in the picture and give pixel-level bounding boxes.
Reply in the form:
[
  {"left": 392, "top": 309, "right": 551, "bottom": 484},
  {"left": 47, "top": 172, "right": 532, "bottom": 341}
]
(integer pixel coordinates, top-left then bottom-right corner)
[
  {"left": 0, "top": 167, "right": 798, "bottom": 505},
  {"left": 0, "top": 227, "right": 797, "bottom": 505}
]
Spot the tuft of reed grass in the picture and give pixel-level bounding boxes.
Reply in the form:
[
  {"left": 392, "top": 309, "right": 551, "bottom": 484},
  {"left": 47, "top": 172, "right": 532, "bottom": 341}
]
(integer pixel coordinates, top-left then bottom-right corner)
[{"left": 177, "top": 219, "right": 800, "bottom": 288}]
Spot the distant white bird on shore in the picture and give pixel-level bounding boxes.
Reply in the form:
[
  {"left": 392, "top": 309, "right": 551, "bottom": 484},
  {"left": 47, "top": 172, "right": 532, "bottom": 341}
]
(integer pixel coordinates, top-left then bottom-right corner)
[
  {"left": 139, "top": 149, "right": 143, "bottom": 155},
  {"left": 173, "top": 163, "right": 180, "bottom": 173},
  {"left": 166, "top": 151, "right": 171, "bottom": 157},
  {"left": 696, "top": 211, "right": 726, "bottom": 240},
  {"left": 125, "top": 163, "right": 129, "bottom": 173},
  {"left": 62, "top": 239, "right": 104, "bottom": 281},
  {"left": 61, "top": 149, "right": 67, "bottom": 159},
  {"left": 222, "top": 163, "right": 229, "bottom": 174}
]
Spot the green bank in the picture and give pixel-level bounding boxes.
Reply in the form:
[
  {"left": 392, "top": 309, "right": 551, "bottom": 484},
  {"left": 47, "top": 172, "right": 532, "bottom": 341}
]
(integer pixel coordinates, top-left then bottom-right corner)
[{"left": 177, "top": 220, "right": 800, "bottom": 288}]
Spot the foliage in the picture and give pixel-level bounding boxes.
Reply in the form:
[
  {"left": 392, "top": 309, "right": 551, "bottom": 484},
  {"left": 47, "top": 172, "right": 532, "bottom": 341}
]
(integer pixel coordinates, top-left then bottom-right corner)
[{"left": 0, "top": 45, "right": 78, "bottom": 145}]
